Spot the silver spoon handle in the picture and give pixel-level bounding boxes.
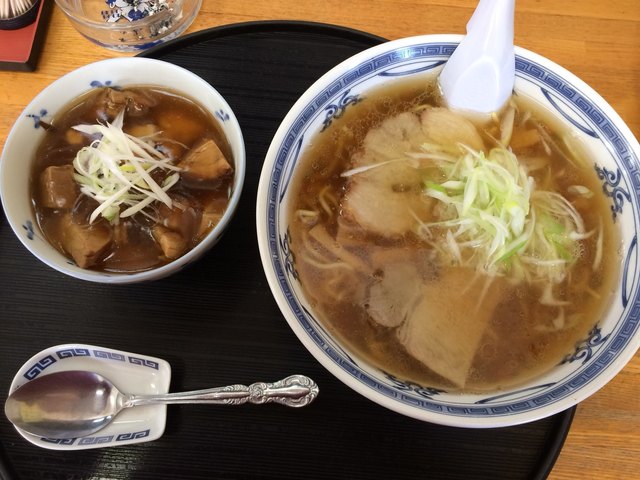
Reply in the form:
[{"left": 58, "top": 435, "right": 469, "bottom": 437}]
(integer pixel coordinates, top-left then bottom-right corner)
[{"left": 124, "top": 374, "right": 318, "bottom": 408}]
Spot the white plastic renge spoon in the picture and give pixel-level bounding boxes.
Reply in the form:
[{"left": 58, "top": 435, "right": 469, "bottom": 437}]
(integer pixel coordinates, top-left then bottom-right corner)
[
  {"left": 439, "top": 0, "right": 516, "bottom": 114},
  {"left": 5, "top": 370, "right": 319, "bottom": 439}
]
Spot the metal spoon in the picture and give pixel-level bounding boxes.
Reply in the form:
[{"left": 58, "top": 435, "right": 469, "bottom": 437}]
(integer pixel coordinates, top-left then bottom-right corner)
[{"left": 4, "top": 370, "right": 319, "bottom": 439}]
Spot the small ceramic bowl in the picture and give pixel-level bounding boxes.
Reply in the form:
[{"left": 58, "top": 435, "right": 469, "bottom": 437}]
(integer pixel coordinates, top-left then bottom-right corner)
[
  {"left": 54, "top": 0, "right": 201, "bottom": 52},
  {"left": 257, "top": 34, "right": 640, "bottom": 427},
  {"left": 8, "top": 344, "right": 171, "bottom": 450},
  {"left": 0, "top": 57, "right": 245, "bottom": 283}
]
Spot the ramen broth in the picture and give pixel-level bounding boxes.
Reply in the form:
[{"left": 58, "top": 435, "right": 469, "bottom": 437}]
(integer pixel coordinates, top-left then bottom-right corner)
[
  {"left": 287, "top": 75, "right": 620, "bottom": 392},
  {"left": 30, "top": 86, "right": 234, "bottom": 273}
]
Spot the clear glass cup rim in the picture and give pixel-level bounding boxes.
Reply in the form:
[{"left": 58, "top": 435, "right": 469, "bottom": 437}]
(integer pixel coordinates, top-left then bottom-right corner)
[{"left": 53, "top": 0, "right": 196, "bottom": 30}]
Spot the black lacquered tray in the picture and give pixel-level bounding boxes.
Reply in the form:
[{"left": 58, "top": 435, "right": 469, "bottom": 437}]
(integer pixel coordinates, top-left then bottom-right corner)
[{"left": 0, "top": 21, "right": 575, "bottom": 480}]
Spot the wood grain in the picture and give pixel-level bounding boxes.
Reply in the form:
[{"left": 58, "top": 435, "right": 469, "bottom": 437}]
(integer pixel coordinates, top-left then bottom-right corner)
[{"left": 0, "top": 1, "right": 637, "bottom": 479}]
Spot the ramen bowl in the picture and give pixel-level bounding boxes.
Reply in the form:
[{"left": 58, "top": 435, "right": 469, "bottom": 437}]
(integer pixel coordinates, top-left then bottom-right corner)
[
  {"left": 54, "top": 0, "right": 202, "bottom": 52},
  {"left": 0, "top": 57, "right": 245, "bottom": 284},
  {"left": 256, "top": 34, "right": 640, "bottom": 427}
]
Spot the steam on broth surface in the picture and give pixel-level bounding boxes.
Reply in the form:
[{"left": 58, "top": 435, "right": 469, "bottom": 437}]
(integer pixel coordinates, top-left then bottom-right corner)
[
  {"left": 287, "top": 75, "right": 620, "bottom": 392},
  {"left": 31, "top": 86, "right": 234, "bottom": 273}
]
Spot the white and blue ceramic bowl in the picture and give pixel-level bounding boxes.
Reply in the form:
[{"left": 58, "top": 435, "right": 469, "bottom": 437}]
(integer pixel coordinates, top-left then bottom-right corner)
[
  {"left": 0, "top": 57, "right": 245, "bottom": 284},
  {"left": 256, "top": 34, "right": 640, "bottom": 427}
]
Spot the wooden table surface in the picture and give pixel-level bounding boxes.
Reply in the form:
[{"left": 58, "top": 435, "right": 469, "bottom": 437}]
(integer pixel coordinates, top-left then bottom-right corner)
[{"left": 0, "top": 1, "right": 638, "bottom": 479}]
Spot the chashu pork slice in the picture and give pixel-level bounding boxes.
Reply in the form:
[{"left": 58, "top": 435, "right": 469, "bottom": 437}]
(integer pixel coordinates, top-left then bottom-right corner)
[
  {"left": 396, "top": 268, "right": 505, "bottom": 388},
  {"left": 368, "top": 261, "right": 422, "bottom": 327},
  {"left": 366, "top": 247, "right": 438, "bottom": 327},
  {"left": 342, "top": 175, "right": 430, "bottom": 238},
  {"left": 360, "top": 111, "right": 427, "bottom": 161},
  {"left": 342, "top": 112, "right": 432, "bottom": 238},
  {"left": 419, "top": 107, "right": 485, "bottom": 152},
  {"left": 341, "top": 108, "right": 485, "bottom": 239}
]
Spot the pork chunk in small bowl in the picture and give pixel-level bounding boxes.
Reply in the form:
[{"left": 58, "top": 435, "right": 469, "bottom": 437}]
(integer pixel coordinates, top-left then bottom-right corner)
[{"left": 0, "top": 57, "right": 245, "bottom": 283}]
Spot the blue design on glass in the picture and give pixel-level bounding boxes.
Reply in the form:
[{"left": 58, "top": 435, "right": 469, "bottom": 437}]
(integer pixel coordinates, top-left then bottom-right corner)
[
  {"left": 90, "top": 80, "right": 113, "bottom": 88},
  {"left": 385, "top": 374, "right": 446, "bottom": 398},
  {"left": 280, "top": 228, "right": 299, "bottom": 281},
  {"left": 594, "top": 165, "right": 631, "bottom": 221},
  {"left": 103, "top": 1, "right": 169, "bottom": 23},
  {"left": 26, "top": 109, "right": 48, "bottom": 129},
  {"left": 215, "top": 109, "right": 230, "bottom": 122},
  {"left": 379, "top": 60, "right": 446, "bottom": 77},
  {"left": 561, "top": 325, "right": 610, "bottom": 365},
  {"left": 22, "top": 221, "right": 35, "bottom": 240},
  {"left": 127, "top": 9, "right": 145, "bottom": 21},
  {"left": 622, "top": 235, "right": 637, "bottom": 308},
  {"left": 322, "top": 90, "right": 362, "bottom": 131},
  {"left": 541, "top": 88, "right": 598, "bottom": 138}
]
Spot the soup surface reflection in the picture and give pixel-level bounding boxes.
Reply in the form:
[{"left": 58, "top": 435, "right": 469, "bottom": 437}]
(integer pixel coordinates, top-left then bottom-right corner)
[{"left": 287, "top": 75, "right": 620, "bottom": 392}]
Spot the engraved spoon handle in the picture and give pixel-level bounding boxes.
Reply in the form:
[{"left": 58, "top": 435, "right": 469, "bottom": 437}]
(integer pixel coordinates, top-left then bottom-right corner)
[{"left": 124, "top": 375, "right": 318, "bottom": 408}]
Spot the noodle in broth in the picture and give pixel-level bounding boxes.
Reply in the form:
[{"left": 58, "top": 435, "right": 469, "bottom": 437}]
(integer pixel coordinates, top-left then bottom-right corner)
[{"left": 287, "top": 75, "right": 620, "bottom": 392}]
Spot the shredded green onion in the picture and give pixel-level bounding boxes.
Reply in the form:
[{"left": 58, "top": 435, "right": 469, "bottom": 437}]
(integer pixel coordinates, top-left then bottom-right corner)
[
  {"left": 419, "top": 145, "right": 591, "bottom": 285},
  {"left": 72, "top": 110, "right": 180, "bottom": 224}
]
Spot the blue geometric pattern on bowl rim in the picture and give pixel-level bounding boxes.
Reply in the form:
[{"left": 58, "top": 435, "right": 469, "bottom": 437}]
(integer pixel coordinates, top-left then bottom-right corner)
[
  {"left": 264, "top": 41, "right": 640, "bottom": 418},
  {"left": 18, "top": 346, "right": 161, "bottom": 445},
  {"left": 23, "top": 346, "right": 160, "bottom": 381}
]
